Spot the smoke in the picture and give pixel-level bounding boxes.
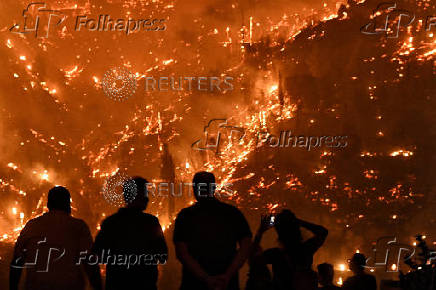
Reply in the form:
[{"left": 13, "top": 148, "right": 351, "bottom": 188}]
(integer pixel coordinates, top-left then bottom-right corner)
[{"left": 1, "top": 0, "right": 435, "bottom": 287}]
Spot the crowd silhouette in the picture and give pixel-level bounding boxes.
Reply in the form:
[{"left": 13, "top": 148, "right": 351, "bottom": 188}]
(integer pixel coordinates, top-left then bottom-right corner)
[{"left": 10, "top": 171, "right": 378, "bottom": 290}]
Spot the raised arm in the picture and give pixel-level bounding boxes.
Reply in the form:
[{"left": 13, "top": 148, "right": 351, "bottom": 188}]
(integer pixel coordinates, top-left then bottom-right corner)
[
  {"left": 298, "top": 218, "right": 328, "bottom": 251},
  {"left": 253, "top": 215, "right": 273, "bottom": 246},
  {"left": 298, "top": 219, "right": 328, "bottom": 238}
]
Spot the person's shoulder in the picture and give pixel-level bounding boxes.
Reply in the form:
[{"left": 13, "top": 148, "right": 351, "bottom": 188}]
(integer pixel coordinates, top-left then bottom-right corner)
[
  {"left": 70, "top": 215, "right": 87, "bottom": 224},
  {"left": 343, "top": 275, "right": 358, "bottom": 285},
  {"left": 364, "top": 273, "right": 376, "bottom": 281},
  {"left": 27, "top": 214, "right": 43, "bottom": 224},
  {"left": 142, "top": 212, "right": 160, "bottom": 223},
  {"left": 217, "top": 200, "right": 242, "bottom": 213},
  {"left": 26, "top": 212, "right": 55, "bottom": 227},
  {"left": 69, "top": 216, "right": 91, "bottom": 231},
  {"left": 176, "top": 204, "right": 196, "bottom": 217},
  {"left": 21, "top": 214, "right": 43, "bottom": 231},
  {"left": 98, "top": 212, "right": 120, "bottom": 227}
]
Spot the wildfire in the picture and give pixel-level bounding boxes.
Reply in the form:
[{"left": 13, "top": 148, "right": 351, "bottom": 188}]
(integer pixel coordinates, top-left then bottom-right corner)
[
  {"left": 0, "top": 4, "right": 433, "bottom": 287},
  {"left": 390, "top": 150, "right": 414, "bottom": 157},
  {"left": 338, "top": 263, "right": 346, "bottom": 271}
]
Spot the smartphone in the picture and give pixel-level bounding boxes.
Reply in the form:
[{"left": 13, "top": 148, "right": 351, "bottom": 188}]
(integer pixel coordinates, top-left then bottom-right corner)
[{"left": 269, "top": 215, "right": 275, "bottom": 226}]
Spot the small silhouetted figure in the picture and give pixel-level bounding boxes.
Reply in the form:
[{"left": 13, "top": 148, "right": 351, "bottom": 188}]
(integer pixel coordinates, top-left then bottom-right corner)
[
  {"left": 93, "top": 177, "right": 168, "bottom": 290},
  {"left": 251, "top": 210, "right": 328, "bottom": 290},
  {"left": 9, "top": 186, "right": 102, "bottom": 290},
  {"left": 317, "top": 263, "right": 340, "bottom": 290},
  {"left": 342, "top": 253, "right": 377, "bottom": 290},
  {"left": 173, "top": 171, "right": 252, "bottom": 290}
]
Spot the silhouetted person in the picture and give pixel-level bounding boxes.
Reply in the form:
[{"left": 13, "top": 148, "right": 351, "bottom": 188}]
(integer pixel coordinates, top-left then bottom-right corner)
[
  {"left": 317, "top": 263, "right": 340, "bottom": 290},
  {"left": 173, "top": 171, "right": 252, "bottom": 290},
  {"left": 245, "top": 242, "right": 272, "bottom": 290},
  {"left": 10, "top": 186, "right": 102, "bottom": 290},
  {"left": 93, "top": 177, "right": 168, "bottom": 290},
  {"left": 251, "top": 210, "right": 328, "bottom": 290},
  {"left": 342, "top": 253, "right": 377, "bottom": 290}
]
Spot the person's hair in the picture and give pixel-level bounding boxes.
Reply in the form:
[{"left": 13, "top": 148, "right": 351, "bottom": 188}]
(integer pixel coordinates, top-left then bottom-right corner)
[
  {"left": 317, "top": 263, "right": 334, "bottom": 283},
  {"left": 350, "top": 253, "right": 367, "bottom": 269},
  {"left": 47, "top": 186, "right": 71, "bottom": 213},
  {"left": 274, "top": 209, "right": 302, "bottom": 249},
  {"left": 123, "top": 176, "right": 149, "bottom": 203},
  {"left": 192, "top": 171, "right": 216, "bottom": 199}
]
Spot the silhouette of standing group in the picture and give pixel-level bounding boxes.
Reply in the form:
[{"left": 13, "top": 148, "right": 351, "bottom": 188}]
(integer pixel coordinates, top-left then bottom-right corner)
[{"left": 10, "top": 171, "right": 377, "bottom": 290}]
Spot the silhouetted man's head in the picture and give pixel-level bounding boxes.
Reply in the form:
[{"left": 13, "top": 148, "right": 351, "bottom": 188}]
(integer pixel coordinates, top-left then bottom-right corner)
[
  {"left": 47, "top": 186, "right": 71, "bottom": 213},
  {"left": 274, "top": 209, "right": 302, "bottom": 248},
  {"left": 192, "top": 171, "right": 216, "bottom": 202},
  {"left": 317, "top": 263, "right": 335, "bottom": 286},
  {"left": 348, "top": 253, "right": 367, "bottom": 274},
  {"left": 124, "top": 176, "right": 149, "bottom": 210}
]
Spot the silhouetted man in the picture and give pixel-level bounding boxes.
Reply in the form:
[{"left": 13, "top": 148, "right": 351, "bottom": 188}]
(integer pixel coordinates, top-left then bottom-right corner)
[
  {"left": 317, "top": 263, "right": 340, "bottom": 290},
  {"left": 10, "top": 186, "right": 102, "bottom": 290},
  {"left": 342, "top": 253, "right": 377, "bottom": 290},
  {"left": 93, "top": 176, "right": 167, "bottom": 290},
  {"left": 173, "top": 171, "right": 252, "bottom": 290}
]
